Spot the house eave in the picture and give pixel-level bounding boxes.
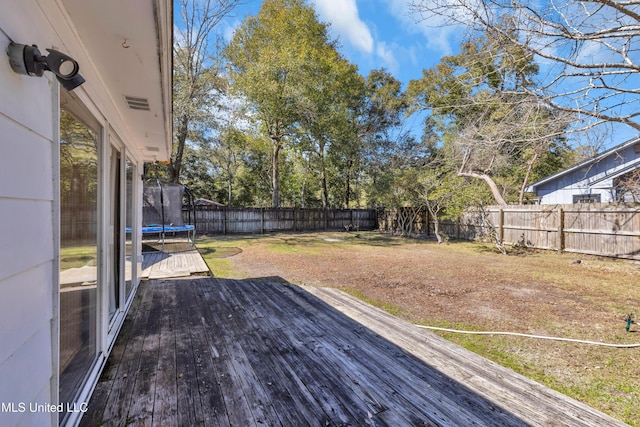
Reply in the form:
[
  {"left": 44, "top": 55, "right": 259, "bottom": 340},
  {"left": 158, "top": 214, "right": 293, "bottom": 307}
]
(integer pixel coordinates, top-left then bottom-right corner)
[
  {"left": 528, "top": 135, "right": 640, "bottom": 191},
  {"left": 60, "top": 0, "right": 173, "bottom": 161}
]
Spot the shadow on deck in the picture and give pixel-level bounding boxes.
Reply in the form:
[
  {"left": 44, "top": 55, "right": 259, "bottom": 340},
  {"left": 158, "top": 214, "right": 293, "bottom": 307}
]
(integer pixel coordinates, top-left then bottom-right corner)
[{"left": 81, "top": 277, "right": 626, "bottom": 426}]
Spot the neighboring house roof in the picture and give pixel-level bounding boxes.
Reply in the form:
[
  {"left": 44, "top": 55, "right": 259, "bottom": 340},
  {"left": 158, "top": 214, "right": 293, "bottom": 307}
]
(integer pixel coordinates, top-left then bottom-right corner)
[
  {"left": 194, "top": 198, "right": 227, "bottom": 207},
  {"left": 526, "top": 135, "right": 640, "bottom": 192}
]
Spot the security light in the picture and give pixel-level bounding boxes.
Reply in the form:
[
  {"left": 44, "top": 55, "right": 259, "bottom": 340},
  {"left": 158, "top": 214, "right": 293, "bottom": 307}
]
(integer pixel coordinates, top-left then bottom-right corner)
[{"left": 7, "top": 42, "right": 85, "bottom": 91}]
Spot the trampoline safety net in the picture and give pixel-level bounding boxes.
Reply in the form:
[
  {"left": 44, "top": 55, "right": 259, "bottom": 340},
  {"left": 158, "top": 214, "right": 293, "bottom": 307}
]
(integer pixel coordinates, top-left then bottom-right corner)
[{"left": 140, "top": 181, "right": 195, "bottom": 250}]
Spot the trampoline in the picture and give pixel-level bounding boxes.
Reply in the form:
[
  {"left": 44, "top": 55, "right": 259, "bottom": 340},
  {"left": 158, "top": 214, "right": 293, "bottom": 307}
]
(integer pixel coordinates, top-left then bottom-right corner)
[{"left": 126, "top": 180, "right": 196, "bottom": 251}]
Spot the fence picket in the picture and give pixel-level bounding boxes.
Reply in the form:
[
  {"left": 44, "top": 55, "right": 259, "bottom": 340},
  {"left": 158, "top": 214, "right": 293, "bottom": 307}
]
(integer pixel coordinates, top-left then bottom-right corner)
[
  {"left": 377, "top": 204, "right": 640, "bottom": 261},
  {"left": 189, "top": 207, "right": 378, "bottom": 235}
]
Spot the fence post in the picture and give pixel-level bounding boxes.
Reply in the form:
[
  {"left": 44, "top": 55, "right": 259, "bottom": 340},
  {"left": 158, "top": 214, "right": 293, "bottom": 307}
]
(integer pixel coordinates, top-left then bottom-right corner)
[
  {"left": 223, "top": 209, "right": 227, "bottom": 235},
  {"left": 324, "top": 209, "right": 328, "bottom": 231},
  {"left": 557, "top": 207, "right": 564, "bottom": 253},
  {"left": 293, "top": 208, "right": 297, "bottom": 232},
  {"left": 498, "top": 208, "right": 504, "bottom": 245}
]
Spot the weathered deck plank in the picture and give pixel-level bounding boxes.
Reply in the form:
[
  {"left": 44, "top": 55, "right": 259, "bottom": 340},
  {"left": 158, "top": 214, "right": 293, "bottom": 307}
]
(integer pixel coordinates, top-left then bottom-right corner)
[
  {"left": 173, "top": 282, "right": 206, "bottom": 427},
  {"left": 304, "top": 286, "right": 624, "bottom": 427},
  {"left": 150, "top": 282, "right": 178, "bottom": 426},
  {"left": 141, "top": 247, "right": 210, "bottom": 280},
  {"left": 81, "top": 278, "right": 629, "bottom": 427},
  {"left": 94, "top": 280, "right": 155, "bottom": 425}
]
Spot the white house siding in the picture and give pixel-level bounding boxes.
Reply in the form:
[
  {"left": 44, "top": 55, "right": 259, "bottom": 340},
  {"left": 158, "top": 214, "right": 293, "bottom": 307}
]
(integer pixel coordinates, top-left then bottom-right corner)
[
  {"left": 536, "top": 186, "right": 614, "bottom": 204},
  {"left": 1, "top": 3, "right": 83, "bottom": 427},
  {"left": 0, "top": 5, "right": 58, "bottom": 425},
  {"left": 1, "top": 0, "right": 171, "bottom": 425}
]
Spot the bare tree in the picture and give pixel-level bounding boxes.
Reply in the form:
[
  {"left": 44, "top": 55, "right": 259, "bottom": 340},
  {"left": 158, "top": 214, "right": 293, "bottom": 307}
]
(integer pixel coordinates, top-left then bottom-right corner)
[
  {"left": 614, "top": 168, "right": 640, "bottom": 202},
  {"left": 170, "top": 0, "right": 240, "bottom": 183},
  {"left": 451, "top": 94, "right": 572, "bottom": 205},
  {"left": 410, "top": 0, "right": 640, "bottom": 133}
]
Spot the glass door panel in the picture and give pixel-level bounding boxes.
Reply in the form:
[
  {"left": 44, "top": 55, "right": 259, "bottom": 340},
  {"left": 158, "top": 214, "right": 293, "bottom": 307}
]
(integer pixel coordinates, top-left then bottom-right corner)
[
  {"left": 58, "top": 109, "right": 99, "bottom": 408},
  {"left": 108, "top": 146, "right": 121, "bottom": 320},
  {"left": 125, "top": 159, "right": 135, "bottom": 300}
]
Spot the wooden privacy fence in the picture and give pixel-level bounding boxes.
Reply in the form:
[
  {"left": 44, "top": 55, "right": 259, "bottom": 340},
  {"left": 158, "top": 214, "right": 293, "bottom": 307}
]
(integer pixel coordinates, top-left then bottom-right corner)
[
  {"left": 379, "top": 204, "right": 640, "bottom": 261},
  {"left": 191, "top": 207, "right": 377, "bottom": 234}
]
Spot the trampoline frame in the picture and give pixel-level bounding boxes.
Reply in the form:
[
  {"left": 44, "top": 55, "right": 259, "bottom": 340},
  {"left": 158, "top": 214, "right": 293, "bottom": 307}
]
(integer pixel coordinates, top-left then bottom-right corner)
[{"left": 128, "top": 180, "right": 196, "bottom": 251}]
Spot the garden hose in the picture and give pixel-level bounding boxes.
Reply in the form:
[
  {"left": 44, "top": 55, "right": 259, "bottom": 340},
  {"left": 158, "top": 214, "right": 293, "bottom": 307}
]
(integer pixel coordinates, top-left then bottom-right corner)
[{"left": 415, "top": 325, "right": 640, "bottom": 348}]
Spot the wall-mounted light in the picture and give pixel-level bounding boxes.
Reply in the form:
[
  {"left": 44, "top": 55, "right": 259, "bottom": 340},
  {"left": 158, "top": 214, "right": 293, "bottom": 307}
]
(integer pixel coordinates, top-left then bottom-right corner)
[{"left": 7, "top": 42, "right": 85, "bottom": 91}]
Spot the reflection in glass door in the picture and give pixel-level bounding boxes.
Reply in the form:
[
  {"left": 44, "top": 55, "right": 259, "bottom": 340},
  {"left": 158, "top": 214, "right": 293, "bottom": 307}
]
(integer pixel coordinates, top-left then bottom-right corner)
[
  {"left": 58, "top": 108, "right": 98, "bottom": 410},
  {"left": 108, "top": 146, "right": 121, "bottom": 321},
  {"left": 125, "top": 159, "right": 135, "bottom": 300}
]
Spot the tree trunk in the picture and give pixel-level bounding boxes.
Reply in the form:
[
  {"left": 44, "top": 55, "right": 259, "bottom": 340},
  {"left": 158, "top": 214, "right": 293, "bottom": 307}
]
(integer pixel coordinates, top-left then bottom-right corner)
[
  {"left": 458, "top": 171, "right": 507, "bottom": 206},
  {"left": 433, "top": 216, "right": 443, "bottom": 244},
  {"left": 320, "top": 155, "right": 328, "bottom": 209},
  {"left": 272, "top": 141, "right": 281, "bottom": 208},
  {"left": 519, "top": 152, "right": 538, "bottom": 205},
  {"left": 345, "top": 159, "right": 352, "bottom": 208},
  {"left": 170, "top": 115, "right": 189, "bottom": 183},
  {"left": 426, "top": 203, "right": 444, "bottom": 244}
]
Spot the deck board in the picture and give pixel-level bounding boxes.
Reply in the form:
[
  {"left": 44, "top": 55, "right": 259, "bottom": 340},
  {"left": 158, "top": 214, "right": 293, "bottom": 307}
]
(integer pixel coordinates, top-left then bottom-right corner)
[
  {"left": 140, "top": 247, "right": 210, "bottom": 280},
  {"left": 81, "top": 278, "right": 628, "bottom": 427}
]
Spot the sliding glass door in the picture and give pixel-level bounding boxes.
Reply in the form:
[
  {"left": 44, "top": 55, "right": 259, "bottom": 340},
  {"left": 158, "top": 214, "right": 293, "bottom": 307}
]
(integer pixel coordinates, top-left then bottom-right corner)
[
  {"left": 125, "top": 158, "right": 136, "bottom": 301},
  {"left": 58, "top": 95, "right": 141, "bottom": 425},
  {"left": 108, "top": 146, "right": 121, "bottom": 321},
  {"left": 58, "top": 108, "right": 99, "bottom": 409}
]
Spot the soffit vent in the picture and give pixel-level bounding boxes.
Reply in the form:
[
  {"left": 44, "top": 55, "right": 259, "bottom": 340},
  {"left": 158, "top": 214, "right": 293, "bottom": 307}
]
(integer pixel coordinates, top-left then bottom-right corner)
[
  {"left": 145, "top": 146, "right": 160, "bottom": 152},
  {"left": 124, "top": 95, "right": 150, "bottom": 111}
]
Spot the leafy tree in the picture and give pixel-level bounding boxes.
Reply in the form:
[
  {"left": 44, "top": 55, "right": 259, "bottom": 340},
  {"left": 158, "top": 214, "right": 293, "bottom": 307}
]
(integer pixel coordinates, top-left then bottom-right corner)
[
  {"left": 234, "top": 134, "right": 274, "bottom": 206},
  {"left": 418, "top": 162, "right": 489, "bottom": 243},
  {"left": 408, "top": 32, "right": 573, "bottom": 205},
  {"left": 209, "top": 127, "right": 246, "bottom": 206},
  {"left": 181, "top": 143, "right": 217, "bottom": 199},
  {"left": 225, "top": 0, "right": 345, "bottom": 207},
  {"left": 295, "top": 49, "right": 364, "bottom": 208},
  {"left": 361, "top": 70, "right": 409, "bottom": 204}
]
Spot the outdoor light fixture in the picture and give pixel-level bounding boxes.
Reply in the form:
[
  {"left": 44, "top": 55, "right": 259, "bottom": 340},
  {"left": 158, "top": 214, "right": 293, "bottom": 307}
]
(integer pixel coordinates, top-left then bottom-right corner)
[{"left": 7, "top": 42, "right": 85, "bottom": 91}]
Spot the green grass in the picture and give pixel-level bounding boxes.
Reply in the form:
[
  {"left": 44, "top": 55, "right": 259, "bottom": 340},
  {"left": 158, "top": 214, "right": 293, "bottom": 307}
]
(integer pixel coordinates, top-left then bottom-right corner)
[
  {"left": 195, "top": 239, "right": 248, "bottom": 278},
  {"left": 339, "top": 288, "right": 406, "bottom": 318},
  {"left": 60, "top": 245, "right": 97, "bottom": 270},
  {"left": 425, "top": 320, "right": 640, "bottom": 426}
]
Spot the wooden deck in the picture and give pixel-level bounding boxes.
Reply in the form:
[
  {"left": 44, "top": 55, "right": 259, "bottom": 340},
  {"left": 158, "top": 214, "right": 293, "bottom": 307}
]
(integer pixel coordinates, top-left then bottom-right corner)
[
  {"left": 140, "top": 246, "right": 210, "bottom": 279},
  {"left": 81, "top": 277, "right": 628, "bottom": 427}
]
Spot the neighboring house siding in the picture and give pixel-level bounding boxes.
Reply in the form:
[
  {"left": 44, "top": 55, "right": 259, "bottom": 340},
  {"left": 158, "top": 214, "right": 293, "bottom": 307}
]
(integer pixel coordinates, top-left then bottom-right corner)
[{"left": 530, "top": 137, "right": 640, "bottom": 204}]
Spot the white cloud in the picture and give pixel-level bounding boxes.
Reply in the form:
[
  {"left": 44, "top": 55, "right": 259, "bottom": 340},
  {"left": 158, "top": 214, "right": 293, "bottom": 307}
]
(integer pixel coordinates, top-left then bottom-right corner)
[
  {"left": 222, "top": 19, "right": 241, "bottom": 43},
  {"left": 376, "top": 41, "right": 399, "bottom": 73},
  {"left": 311, "top": 0, "right": 374, "bottom": 53}
]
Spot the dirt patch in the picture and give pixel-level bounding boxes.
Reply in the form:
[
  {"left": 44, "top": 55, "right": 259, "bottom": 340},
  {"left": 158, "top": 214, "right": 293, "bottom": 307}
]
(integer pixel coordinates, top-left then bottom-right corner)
[{"left": 228, "top": 235, "right": 639, "bottom": 334}]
